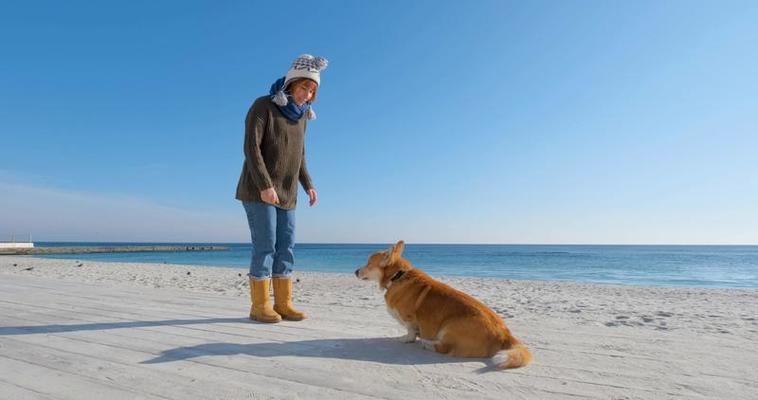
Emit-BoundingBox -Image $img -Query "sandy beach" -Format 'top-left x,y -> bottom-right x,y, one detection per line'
1,255 -> 756,399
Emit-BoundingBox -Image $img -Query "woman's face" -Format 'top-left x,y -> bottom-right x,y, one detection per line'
290,79 -> 318,106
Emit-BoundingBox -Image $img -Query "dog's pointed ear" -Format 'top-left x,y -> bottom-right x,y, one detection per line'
390,240 -> 405,261
382,240 -> 406,265
381,245 -> 393,265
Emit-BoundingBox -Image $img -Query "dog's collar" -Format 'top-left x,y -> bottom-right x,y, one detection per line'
390,270 -> 406,282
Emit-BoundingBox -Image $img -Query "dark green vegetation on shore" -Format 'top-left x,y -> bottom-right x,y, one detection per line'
0,245 -> 228,255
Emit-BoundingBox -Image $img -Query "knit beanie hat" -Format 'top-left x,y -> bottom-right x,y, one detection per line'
272,54 -> 328,119
284,54 -> 328,87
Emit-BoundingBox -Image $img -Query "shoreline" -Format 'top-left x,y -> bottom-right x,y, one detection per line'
19,252 -> 758,290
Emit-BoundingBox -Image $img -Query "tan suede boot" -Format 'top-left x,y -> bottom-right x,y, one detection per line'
272,277 -> 306,321
249,278 -> 281,323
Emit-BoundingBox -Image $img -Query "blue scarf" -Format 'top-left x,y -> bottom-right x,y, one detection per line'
269,77 -> 310,122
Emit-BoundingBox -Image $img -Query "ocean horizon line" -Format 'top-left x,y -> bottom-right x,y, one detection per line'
30,241 -> 758,247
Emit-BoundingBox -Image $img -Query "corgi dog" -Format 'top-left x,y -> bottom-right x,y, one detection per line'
355,241 -> 531,369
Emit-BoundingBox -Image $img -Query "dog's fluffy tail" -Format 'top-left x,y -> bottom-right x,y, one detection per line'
492,338 -> 532,369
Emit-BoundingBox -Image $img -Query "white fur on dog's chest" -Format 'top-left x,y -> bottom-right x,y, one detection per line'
386,305 -> 412,327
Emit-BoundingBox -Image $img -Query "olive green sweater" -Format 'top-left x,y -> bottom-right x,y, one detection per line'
235,96 -> 314,209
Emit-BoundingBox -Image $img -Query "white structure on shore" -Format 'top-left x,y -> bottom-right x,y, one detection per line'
0,234 -> 35,249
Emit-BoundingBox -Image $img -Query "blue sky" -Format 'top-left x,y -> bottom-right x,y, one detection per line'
1,0 -> 756,244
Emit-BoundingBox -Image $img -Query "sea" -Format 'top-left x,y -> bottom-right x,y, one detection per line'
34,243 -> 758,289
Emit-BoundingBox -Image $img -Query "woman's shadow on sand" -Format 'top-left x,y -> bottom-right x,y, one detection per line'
0,316 -> 494,371
141,336 -> 491,369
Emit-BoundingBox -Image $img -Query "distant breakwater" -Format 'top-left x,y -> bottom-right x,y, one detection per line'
0,245 -> 228,255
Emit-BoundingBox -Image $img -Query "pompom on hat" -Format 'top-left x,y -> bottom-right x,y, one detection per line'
271,54 -> 328,120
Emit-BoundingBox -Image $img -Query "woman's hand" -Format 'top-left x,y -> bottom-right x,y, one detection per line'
260,188 -> 280,205
307,188 -> 318,207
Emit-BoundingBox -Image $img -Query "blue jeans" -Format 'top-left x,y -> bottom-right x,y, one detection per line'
242,201 -> 296,279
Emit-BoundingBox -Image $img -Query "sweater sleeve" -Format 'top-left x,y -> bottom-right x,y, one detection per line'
298,145 -> 314,191
243,101 -> 273,191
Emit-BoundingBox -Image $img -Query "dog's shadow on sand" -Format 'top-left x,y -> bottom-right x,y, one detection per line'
142,336 -> 491,369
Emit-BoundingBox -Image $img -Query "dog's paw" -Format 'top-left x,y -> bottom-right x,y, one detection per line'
419,339 -> 437,351
396,332 -> 417,343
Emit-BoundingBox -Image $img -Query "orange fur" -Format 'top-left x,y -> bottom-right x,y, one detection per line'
355,241 -> 532,369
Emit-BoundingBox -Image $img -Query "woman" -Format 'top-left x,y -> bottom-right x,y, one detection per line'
235,54 -> 327,323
